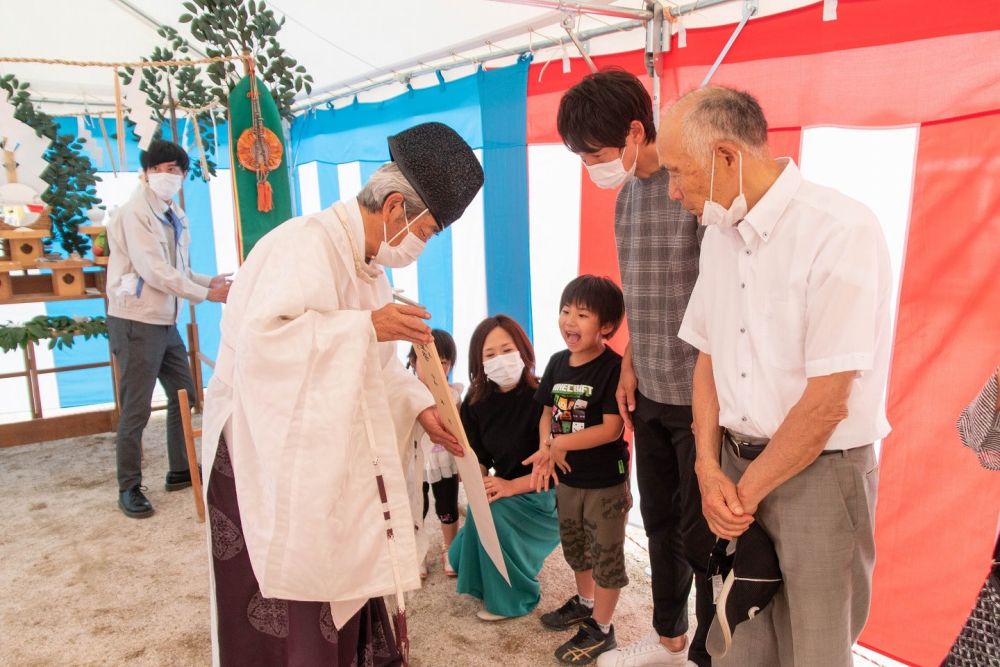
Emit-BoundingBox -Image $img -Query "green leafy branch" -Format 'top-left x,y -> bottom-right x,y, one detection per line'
180,0 -> 313,120
121,26 -> 227,181
0,75 -> 101,256
0,315 -> 108,353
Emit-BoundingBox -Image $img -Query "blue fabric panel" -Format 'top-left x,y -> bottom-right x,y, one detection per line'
478,59 -> 532,339
316,161 -> 341,208
418,225 -> 454,335
56,116 -> 232,173
45,296 -> 115,408
291,76 -> 483,164
176,176 -> 221,383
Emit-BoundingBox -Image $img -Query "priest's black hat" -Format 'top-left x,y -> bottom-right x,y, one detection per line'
387,122 -> 484,229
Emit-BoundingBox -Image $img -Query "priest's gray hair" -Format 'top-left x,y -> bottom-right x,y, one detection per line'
677,86 -> 769,169
357,162 -> 428,216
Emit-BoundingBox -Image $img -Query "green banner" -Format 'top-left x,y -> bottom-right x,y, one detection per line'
228,75 -> 292,259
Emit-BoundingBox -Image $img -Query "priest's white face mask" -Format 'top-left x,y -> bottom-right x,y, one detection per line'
483,352 -> 525,390
374,203 -> 428,268
700,150 -> 747,228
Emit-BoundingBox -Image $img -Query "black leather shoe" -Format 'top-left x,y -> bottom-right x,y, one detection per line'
165,468 -> 194,492
119,485 -> 154,518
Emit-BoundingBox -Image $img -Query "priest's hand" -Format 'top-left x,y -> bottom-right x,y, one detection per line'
417,407 -> 463,457
372,304 -> 433,345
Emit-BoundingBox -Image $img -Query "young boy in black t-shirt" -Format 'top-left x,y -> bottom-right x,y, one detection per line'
528,275 -> 629,665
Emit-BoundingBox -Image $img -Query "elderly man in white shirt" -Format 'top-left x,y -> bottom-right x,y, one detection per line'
658,86 -> 892,666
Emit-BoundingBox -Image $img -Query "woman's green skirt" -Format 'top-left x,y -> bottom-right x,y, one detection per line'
448,489 -> 559,617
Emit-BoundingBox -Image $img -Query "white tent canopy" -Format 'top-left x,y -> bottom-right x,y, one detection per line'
2,0 -> 817,113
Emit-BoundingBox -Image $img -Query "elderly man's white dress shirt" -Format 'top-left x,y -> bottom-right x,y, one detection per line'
678,159 -> 893,450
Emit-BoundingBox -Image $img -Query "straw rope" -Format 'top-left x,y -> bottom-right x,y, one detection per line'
0,54 -> 247,69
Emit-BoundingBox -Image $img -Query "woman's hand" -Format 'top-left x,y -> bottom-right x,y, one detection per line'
484,476 -> 514,503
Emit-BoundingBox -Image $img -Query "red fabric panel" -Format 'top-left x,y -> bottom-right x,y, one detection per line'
527,51 -> 649,145
663,0 -> 1000,67
767,128 -> 801,163
577,163 -> 629,354
859,112 -> 1000,665
660,30 -> 1000,128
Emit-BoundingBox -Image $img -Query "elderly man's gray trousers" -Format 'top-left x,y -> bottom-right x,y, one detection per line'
108,316 -> 195,491
712,443 -> 879,667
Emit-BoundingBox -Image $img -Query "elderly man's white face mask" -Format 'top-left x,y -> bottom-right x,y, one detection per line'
374,203 -> 429,268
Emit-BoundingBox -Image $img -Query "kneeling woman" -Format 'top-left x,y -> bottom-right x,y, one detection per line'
449,315 -> 560,621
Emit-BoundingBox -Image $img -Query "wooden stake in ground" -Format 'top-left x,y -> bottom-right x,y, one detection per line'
395,292 -> 511,585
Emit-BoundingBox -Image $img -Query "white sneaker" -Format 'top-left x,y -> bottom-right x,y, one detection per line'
596,631 -> 689,666
476,609 -> 511,622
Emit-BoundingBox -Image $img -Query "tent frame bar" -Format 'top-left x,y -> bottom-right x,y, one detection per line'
293,0 -> 745,111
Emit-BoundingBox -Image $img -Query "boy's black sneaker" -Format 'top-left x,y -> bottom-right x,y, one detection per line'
555,618 -> 616,665
541,595 -> 593,630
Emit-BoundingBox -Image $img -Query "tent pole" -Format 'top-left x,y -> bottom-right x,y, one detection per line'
700,0 -> 758,86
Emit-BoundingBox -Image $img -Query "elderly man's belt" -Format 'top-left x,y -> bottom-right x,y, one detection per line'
723,429 -> 843,461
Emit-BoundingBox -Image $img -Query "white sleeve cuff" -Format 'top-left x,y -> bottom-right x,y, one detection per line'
805,353 -> 873,378
678,325 -> 710,355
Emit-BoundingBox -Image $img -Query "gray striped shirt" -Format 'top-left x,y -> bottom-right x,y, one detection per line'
615,168 -> 701,406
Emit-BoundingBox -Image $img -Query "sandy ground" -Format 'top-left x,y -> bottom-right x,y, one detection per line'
0,412 -> 688,667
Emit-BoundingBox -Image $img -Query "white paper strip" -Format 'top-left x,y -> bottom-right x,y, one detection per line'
408,330 -> 510,585
121,77 -> 159,151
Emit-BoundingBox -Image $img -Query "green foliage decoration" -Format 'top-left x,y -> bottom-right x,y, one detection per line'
179,0 -> 314,120
120,26 -> 226,181
0,315 -> 108,353
0,75 -> 101,256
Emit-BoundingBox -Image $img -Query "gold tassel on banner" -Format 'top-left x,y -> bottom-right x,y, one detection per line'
256,180 -> 273,212
113,71 -> 126,167
235,60 -> 283,213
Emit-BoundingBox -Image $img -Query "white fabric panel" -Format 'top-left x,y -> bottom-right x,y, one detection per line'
450,149 -> 487,388
528,144 -> 582,371
208,169 -> 240,275
799,126 -> 918,340
337,162 -> 363,201
296,162 -> 322,216
0,303 -> 59,421
799,125 -> 919,459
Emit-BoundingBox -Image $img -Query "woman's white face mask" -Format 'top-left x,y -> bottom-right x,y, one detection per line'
585,142 -> 638,190
483,351 -> 525,389
373,203 -> 428,268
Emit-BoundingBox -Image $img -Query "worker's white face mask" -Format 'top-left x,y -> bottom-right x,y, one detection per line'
374,203 -> 428,268
700,150 -> 747,229
585,142 -> 637,190
483,352 -> 525,389
147,173 -> 183,201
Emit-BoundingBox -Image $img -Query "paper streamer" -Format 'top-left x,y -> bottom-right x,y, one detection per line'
121,76 -> 159,152
0,94 -> 52,193
78,116 -> 104,166
113,72 -> 126,165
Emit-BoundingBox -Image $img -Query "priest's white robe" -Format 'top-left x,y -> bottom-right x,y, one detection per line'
201,198 -> 433,663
